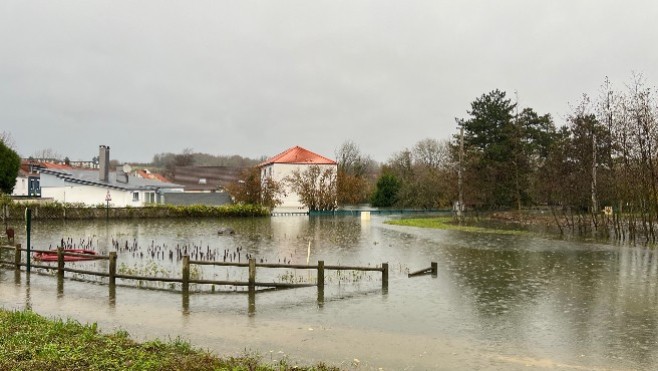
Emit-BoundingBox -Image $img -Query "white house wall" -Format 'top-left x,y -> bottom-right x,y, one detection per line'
263,163 -> 337,209
40,173 -> 158,207
40,184 -> 146,207
11,176 -> 29,196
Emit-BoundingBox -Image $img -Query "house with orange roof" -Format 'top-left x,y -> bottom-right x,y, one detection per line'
258,146 -> 337,210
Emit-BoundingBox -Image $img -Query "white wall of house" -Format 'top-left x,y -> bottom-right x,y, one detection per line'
39,173 -> 161,207
262,163 -> 337,209
40,184 -> 151,207
11,176 -> 29,196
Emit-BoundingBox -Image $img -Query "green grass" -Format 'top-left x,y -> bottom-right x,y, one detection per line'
386,216 -> 530,235
0,308 -> 340,371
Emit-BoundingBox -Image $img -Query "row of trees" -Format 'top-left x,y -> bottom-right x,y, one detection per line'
235,73 -> 658,238
7,73 -> 658,241
541,76 -> 658,240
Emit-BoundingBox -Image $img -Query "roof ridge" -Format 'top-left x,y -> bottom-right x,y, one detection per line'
258,146 -> 336,167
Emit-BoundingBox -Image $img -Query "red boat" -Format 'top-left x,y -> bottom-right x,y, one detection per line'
33,249 -> 98,262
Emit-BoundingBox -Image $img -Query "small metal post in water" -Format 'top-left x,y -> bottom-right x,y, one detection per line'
25,208 -> 31,273
431,262 -> 438,277
382,262 -> 389,290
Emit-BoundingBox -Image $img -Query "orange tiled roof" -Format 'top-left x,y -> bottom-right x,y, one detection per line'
41,162 -> 72,170
136,169 -> 170,183
258,146 -> 337,167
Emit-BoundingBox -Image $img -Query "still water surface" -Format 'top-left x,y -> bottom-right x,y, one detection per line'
1,215 -> 658,370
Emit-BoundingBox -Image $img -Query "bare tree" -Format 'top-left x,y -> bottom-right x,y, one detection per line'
0,131 -> 16,150
286,165 -> 337,211
335,140 -> 376,205
32,148 -> 62,162
225,166 -> 283,210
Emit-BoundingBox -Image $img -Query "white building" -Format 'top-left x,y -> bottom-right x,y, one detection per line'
12,171 -> 30,197
39,168 -> 183,207
39,146 -> 183,207
11,164 -> 41,197
258,146 -> 337,210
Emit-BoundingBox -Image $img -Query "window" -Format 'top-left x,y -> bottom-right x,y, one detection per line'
132,192 -> 139,202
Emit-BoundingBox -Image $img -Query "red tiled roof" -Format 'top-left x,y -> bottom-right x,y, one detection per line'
258,146 -> 337,167
136,169 -> 170,183
42,162 -> 72,170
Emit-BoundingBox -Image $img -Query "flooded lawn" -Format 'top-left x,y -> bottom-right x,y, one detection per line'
2,215 -> 658,370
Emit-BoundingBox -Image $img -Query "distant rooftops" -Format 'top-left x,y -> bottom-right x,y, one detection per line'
258,146 -> 336,167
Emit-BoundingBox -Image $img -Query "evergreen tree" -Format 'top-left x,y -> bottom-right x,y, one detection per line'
460,90 -> 557,209
371,173 -> 401,207
0,140 -> 21,194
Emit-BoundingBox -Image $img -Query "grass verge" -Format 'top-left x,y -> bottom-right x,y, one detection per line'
386,216 -> 530,236
0,308 -> 339,371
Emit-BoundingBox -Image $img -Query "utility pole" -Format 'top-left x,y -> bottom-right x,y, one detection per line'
591,125 -> 598,214
514,90 -> 522,211
458,126 -> 464,219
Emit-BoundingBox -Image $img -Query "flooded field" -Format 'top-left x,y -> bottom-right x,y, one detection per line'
2,215 -> 658,370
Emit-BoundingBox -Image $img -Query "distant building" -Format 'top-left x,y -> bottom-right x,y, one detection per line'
39,146 -> 183,207
12,168 -> 40,197
258,146 -> 337,210
11,160 -> 64,197
69,160 -> 99,169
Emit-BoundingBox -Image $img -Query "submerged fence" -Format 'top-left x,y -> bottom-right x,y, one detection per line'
0,244 -> 388,299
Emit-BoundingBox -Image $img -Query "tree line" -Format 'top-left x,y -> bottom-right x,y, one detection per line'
7,74 -> 658,242
370,74 -> 658,242
230,74 -> 658,242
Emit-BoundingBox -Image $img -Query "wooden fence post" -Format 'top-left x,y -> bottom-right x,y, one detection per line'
431,262 -> 438,277
382,263 -> 388,290
109,252 -> 117,287
14,244 -> 21,269
248,289 -> 256,316
182,255 -> 190,293
57,247 -> 64,278
317,260 -> 325,306
57,274 -> 64,297
248,258 -> 256,289
317,260 -> 325,290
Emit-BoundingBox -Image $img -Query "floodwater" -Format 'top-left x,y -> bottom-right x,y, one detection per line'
2,215 -> 658,370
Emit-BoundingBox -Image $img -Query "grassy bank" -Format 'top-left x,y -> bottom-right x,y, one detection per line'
0,309 -> 339,371
386,216 -> 531,235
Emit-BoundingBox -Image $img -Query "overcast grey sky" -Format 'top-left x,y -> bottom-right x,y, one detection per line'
1,1 -> 657,163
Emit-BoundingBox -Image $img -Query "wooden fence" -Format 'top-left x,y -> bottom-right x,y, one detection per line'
0,244 -> 388,298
